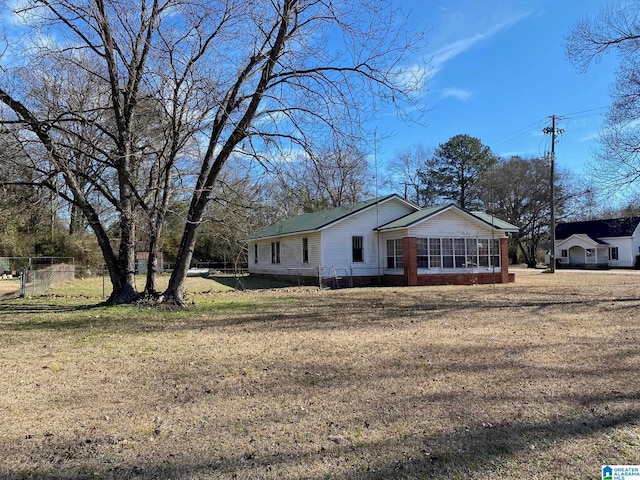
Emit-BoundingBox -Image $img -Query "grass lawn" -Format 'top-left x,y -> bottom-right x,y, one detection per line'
0,270 -> 639,479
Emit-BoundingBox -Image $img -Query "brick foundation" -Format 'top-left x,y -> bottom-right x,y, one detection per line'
386,272 -> 514,286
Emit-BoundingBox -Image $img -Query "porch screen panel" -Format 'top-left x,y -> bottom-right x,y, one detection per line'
442,238 -> 454,268
417,238 -> 429,268
490,238 -> 500,267
454,238 -> 466,268
466,238 -> 478,266
428,238 -> 441,268
478,239 -> 489,267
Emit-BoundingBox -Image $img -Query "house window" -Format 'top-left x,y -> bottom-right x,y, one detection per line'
352,236 -> 364,262
271,241 -> 280,264
454,238 -> 466,268
585,248 -> 595,263
560,249 -> 568,258
465,238 -> 478,267
302,238 -> 309,263
386,239 -> 404,269
610,247 -> 618,260
254,244 -> 258,263
417,238 -> 429,268
419,237 -> 500,269
428,238 -> 441,268
478,239 -> 489,267
442,238 -> 454,268
490,238 -> 500,268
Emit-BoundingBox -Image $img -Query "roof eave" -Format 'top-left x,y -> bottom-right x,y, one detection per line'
242,228 -> 318,242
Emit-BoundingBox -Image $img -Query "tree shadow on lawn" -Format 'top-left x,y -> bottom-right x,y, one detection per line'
2,292 -> 640,334
3,391 -> 638,479
0,301 -> 152,332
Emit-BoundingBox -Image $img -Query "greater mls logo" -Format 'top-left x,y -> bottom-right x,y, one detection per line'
603,466 -> 613,480
604,465 -> 640,479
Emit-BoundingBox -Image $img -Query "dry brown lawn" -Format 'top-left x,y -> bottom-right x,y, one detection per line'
0,270 -> 639,479
0,280 -> 19,299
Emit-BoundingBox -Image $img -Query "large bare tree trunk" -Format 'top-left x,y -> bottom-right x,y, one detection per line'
1,0 -> 427,306
161,223 -> 198,307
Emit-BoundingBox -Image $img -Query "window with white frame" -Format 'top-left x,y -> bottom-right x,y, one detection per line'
428,238 -> 441,268
560,249 -> 568,258
610,246 -> 618,260
302,238 -> 309,263
465,238 -> 478,267
478,239 -> 490,267
352,236 -> 364,262
271,241 -> 280,264
254,244 -> 258,263
386,239 -> 404,269
419,237 -> 500,269
417,238 -> 429,268
442,238 -> 454,268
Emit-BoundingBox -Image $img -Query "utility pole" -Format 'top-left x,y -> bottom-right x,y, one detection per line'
543,115 -> 564,273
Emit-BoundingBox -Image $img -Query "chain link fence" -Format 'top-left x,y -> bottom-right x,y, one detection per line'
20,263 -> 76,296
0,257 -> 75,297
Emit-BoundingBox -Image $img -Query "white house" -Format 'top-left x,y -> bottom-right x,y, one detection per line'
555,217 -> 640,268
244,194 -> 519,287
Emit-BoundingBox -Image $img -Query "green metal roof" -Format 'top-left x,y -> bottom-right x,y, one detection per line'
244,194 -> 402,241
376,204 -> 450,230
470,211 -> 520,232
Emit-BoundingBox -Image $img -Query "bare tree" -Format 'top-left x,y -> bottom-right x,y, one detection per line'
0,0 -> 427,305
385,143 -> 436,206
566,2 -> 640,201
270,142 -> 372,213
478,156 -> 579,267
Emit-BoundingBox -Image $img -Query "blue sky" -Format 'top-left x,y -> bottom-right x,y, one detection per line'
374,0 -> 619,186
1,0 -> 618,192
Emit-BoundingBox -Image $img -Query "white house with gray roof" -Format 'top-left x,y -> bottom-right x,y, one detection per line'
555,217 -> 640,268
244,194 -> 519,287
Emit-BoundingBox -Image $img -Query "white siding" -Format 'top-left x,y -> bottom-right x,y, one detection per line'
557,234 -> 597,251
320,198 -> 415,278
248,232 -> 321,276
407,209 -> 499,238
632,226 -> 640,267
599,237 -> 635,267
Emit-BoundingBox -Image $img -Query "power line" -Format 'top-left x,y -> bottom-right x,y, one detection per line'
489,106 -> 607,153
490,117 -> 548,150
558,106 -> 608,119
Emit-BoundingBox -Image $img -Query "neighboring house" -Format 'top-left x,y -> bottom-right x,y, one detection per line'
555,217 -> 640,269
136,251 -> 165,274
244,194 -> 519,287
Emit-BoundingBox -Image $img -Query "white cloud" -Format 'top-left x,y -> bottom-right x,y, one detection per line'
427,10 -> 534,77
440,87 -> 472,101
579,131 -> 600,142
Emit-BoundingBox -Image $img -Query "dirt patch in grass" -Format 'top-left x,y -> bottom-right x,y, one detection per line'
0,271 -> 639,479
